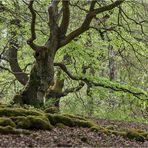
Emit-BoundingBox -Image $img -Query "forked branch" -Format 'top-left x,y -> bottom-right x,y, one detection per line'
27,0 -> 45,51
59,0 -> 124,47
54,62 -> 147,100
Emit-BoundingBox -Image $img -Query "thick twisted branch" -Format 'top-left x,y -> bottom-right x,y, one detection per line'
27,0 -> 46,51
54,62 -> 147,100
59,0 -> 124,47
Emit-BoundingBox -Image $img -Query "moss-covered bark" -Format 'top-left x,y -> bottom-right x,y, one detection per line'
13,50 -> 54,107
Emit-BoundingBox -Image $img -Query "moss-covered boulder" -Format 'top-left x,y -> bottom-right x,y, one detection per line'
62,114 -> 87,121
46,113 -> 95,128
126,129 -> 145,142
44,107 -> 59,114
55,123 -> 65,128
0,117 -> 16,127
0,108 -> 43,117
12,116 -> 53,130
46,113 -> 75,126
109,130 -> 127,137
0,126 -> 17,134
90,125 -> 105,132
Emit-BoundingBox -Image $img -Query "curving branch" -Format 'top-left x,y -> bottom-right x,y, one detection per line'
27,0 -> 46,51
61,82 -> 85,97
54,62 -> 147,100
8,18 -> 28,85
54,62 -> 80,81
8,45 -> 28,85
59,0 -> 124,47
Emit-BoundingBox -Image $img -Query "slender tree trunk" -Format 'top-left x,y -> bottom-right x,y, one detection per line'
108,44 -> 116,110
17,49 -> 54,107
108,44 -> 115,81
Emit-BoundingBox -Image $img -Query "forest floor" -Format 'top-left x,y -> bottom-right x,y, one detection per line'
0,118 -> 147,147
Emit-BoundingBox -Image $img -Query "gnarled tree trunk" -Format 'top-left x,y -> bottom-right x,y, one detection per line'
18,49 -> 54,107
13,0 -> 124,107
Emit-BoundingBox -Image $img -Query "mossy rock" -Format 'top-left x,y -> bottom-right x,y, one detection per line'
141,132 -> 148,138
62,114 -> 87,121
74,120 -> 95,128
46,113 -> 95,128
44,107 -> 59,114
0,108 -> 43,117
126,130 -> 145,142
12,116 -> 53,130
109,130 -> 127,137
105,125 -> 115,130
55,123 -> 65,128
27,116 -> 53,130
0,126 -> 17,134
12,116 -> 31,129
46,113 -> 74,126
0,125 -> 31,135
0,117 -> 16,127
90,125 -> 105,132
0,106 -> 147,142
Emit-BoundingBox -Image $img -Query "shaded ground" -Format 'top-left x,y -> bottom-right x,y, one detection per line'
93,118 -> 148,131
0,119 -> 147,147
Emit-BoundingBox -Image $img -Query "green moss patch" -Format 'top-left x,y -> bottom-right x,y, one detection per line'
46,113 -> 95,128
62,114 -> 87,121
90,125 -> 105,132
0,105 -> 147,143
90,125 -> 148,142
126,129 -> 146,142
44,107 -> 59,114
12,116 -> 53,130
55,123 -> 65,128
0,126 -> 17,134
0,108 -> 43,117
0,117 -> 16,127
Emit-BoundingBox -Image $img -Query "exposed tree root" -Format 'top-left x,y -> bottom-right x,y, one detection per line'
0,105 -> 147,142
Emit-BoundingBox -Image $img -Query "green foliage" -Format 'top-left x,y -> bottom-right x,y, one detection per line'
0,0 -> 147,128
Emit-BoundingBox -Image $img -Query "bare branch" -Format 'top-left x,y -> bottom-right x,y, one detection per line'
54,62 -> 80,81
61,82 -> 85,97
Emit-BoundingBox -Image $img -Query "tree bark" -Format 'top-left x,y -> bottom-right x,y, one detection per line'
15,49 -> 54,107
8,19 -> 28,85
46,79 -> 64,108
